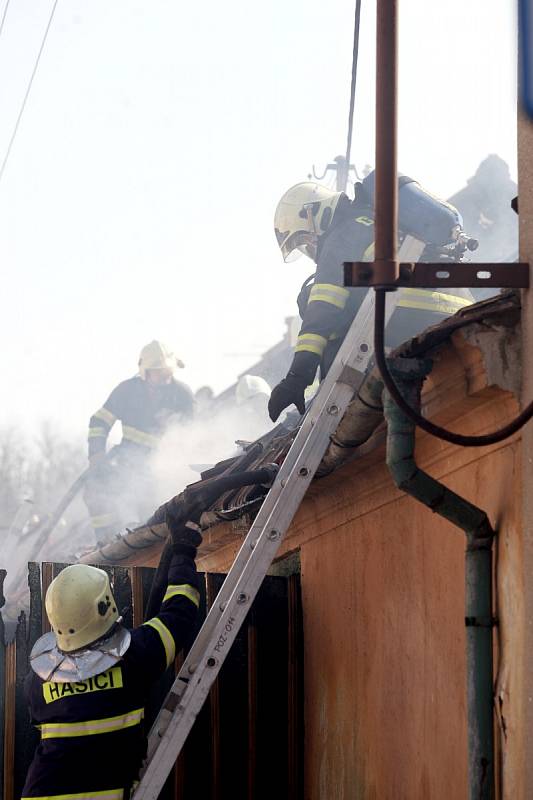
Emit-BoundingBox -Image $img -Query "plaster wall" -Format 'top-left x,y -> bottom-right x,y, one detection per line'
196,405 -> 523,798
300,441 -> 521,800
193,366 -> 524,798
518,105 -> 533,800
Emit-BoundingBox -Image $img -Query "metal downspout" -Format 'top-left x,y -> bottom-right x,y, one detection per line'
382,357 -> 495,800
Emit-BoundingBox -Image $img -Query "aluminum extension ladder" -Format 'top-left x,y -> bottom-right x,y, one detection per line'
132,237 -> 424,800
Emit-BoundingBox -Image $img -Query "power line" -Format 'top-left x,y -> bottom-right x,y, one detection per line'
0,0 -> 60,187
0,0 -> 12,39
345,0 -> 362,177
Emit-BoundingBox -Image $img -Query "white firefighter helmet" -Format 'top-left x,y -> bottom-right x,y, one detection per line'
45,564 -> 119,652
235,374 -> 271,406
138,340 -> 184,379
274,182 -> 344,262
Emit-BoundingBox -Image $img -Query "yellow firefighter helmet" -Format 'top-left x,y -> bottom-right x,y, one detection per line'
45,564 -> 119,652
138,340 -> 184,379
274,182 -> 344,262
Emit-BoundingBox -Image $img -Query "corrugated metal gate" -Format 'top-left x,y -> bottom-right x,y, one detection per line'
0,564 -> 303,800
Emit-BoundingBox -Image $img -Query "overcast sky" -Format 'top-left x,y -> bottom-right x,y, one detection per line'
0,0 -> 518,436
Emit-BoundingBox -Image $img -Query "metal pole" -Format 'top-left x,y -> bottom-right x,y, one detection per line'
465,538 -> 495,799
374,0 -> 398,283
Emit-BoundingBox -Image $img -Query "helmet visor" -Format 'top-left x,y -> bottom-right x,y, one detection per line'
277,230 -> 318,262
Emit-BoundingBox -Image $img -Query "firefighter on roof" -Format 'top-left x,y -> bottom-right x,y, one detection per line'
268,173 -> 475,421
84,340 -> 195,543
22,507 -> 201,800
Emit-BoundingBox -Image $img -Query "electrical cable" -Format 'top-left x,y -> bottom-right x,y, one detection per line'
0,0 -> 11,39
374,288 -> 533,447
344,0 -> 362,186
0,0 -> 60,187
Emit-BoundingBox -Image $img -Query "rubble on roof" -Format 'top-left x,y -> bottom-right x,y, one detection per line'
80,290 -> 521,567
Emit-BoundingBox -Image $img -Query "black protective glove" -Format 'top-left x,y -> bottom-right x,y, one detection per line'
268,351 -> 320,422
165,510 -> 202,560
268,372 -> 308,421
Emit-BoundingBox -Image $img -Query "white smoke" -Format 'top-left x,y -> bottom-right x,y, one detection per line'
149,400 -> 274,503
0,402 -> 274,640
0,424 -> 87,639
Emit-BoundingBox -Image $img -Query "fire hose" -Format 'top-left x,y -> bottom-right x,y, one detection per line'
144,464 -> 279,620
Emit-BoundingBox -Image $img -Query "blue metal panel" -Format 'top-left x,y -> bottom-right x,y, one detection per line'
520,0 -> 533,117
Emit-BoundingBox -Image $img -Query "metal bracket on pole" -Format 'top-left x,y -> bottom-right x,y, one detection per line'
344,261 -> 530,289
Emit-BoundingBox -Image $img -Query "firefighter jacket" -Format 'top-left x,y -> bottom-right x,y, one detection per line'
88,376 -> 195,459
22,554 -> 200,800
294,199 -> 473,365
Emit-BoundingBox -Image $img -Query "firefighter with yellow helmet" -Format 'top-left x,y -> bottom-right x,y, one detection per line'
269,173 -> 476,421
84,341 -> 195,543
22,506 -> 201,799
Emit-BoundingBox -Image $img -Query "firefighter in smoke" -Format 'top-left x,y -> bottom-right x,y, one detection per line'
236,374 -> 271,425
84,340 -> 195,543
268,174 -> 476,421
21,507 -> 201,800
229,374 -> 274,444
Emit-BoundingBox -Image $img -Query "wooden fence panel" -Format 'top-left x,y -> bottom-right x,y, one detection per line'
2,642 -> 15,800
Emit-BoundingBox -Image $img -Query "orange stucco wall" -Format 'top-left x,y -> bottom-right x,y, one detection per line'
196,371 -> 523,799
519,105 -> 533,799
300,439 -> 521,800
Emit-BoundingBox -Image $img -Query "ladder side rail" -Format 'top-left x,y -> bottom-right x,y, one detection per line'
135,237 -> 423,798
148,287 -> 379,704
152,236 -> 421,670
136,378 -> 360,798
134,290 -> 404,800
141,362 -> 363,766
142,287 -> 383,756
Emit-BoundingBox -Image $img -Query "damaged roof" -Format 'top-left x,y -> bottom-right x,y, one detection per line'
79,290 -> 521,569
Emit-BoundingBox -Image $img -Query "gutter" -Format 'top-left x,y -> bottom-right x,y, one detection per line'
319,290 -> 520,476
383,357 -> 496,800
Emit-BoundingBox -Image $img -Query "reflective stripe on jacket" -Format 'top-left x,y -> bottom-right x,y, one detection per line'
22,790 -> 125,800
295,211 -> 474,357
87,376 -> 195,459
